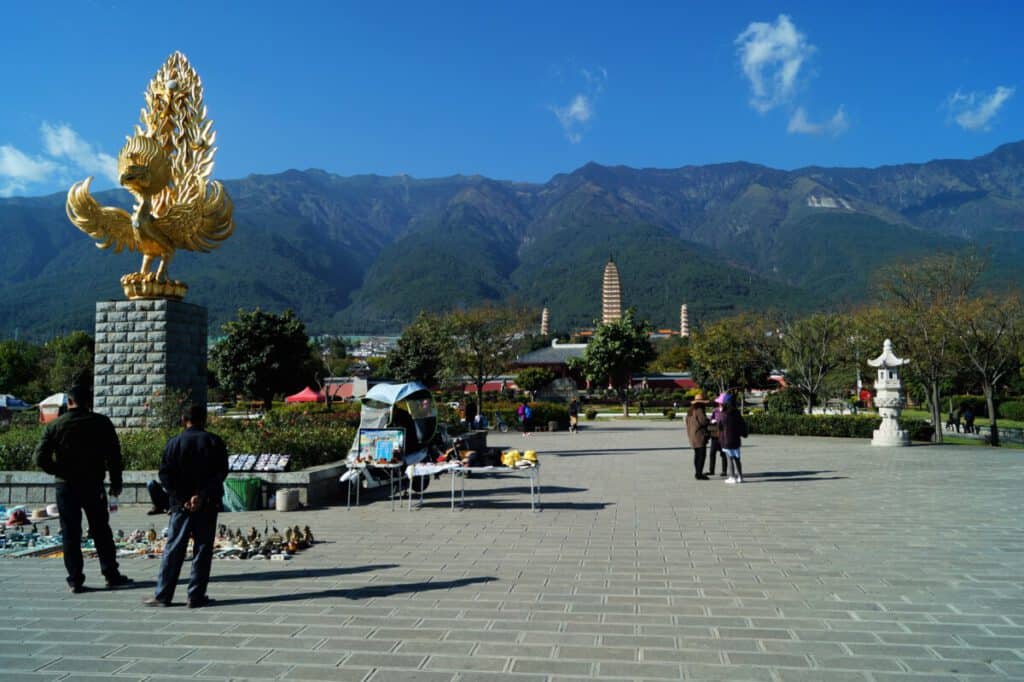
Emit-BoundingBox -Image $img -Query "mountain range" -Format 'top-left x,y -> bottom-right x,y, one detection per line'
2,141 -> 1023,340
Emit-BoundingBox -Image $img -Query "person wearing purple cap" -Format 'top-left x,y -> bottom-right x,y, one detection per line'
717,393 -> 749,483
705,393 -> 728,477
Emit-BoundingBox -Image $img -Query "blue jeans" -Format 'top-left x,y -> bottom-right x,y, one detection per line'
154,507 -> 218,602
55,481 -> 119,587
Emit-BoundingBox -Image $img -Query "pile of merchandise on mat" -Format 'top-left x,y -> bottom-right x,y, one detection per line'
0,506 -> 315,561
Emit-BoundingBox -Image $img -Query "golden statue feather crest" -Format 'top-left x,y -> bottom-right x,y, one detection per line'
66,52 -> 234,300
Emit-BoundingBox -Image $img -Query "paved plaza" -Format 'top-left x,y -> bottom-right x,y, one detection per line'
1,420 -> 1022,681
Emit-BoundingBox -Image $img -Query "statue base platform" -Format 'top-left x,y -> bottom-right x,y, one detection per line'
93,300 -> 207,429
872,428 -> 910,447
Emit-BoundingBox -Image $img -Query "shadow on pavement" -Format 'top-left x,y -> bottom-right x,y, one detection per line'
741,470 -> 848,482
212,565 -> 399,583
546,447 -> 679,456
210,576 -> 498,605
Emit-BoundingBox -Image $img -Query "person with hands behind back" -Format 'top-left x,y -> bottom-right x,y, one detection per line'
34,384 -> 133,593
144,403 -> 228,608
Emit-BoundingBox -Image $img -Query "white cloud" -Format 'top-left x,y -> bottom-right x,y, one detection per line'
787,106 -> 849,136
0,145 -> 59,197
0,122 -> 117,197
551,67 -> 606,143
736,14 -> 814,113
946,86 -> 1015,131
41,122 -> 118,182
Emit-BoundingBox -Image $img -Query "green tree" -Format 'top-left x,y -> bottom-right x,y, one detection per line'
516,367 -> 556,400
648,335 -> 691,372
952,294 -> 1024,447
878,252 -> 985,442
779,313 -> 849,413
689,313 -> 777,398
210,309 -> 316,409
571,309 -> 655,416
0,340 -> 41,400
39,331 -> 94,395
380,311 -> 452,386
447,305 -> 528,414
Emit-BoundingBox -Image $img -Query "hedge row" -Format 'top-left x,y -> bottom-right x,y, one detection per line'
746,412 -> 933,441
0,411 -> 356,472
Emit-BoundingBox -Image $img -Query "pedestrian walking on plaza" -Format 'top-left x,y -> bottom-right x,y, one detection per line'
518,401 -> 533,436
685,394 -> 711,480
144,404 -> 228,609
706,398 -> 726,477
962,405 -> 976,435
33,385 -> 133,593
568,397 -> 580,434
718,393 -> 749,484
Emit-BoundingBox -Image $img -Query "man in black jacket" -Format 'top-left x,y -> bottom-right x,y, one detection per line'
34,385 -> 132,593
145,403 -> 228,608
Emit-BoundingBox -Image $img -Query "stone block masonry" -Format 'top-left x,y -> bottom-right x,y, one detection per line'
93,299 -> 207,429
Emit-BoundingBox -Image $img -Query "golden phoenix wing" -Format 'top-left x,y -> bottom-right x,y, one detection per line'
66,177 -> 137,253
151,180 -> 234,252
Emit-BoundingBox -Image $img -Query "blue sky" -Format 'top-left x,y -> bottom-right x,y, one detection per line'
1,1 -> 1021,197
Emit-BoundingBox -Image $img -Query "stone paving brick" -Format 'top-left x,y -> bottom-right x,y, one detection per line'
284,665 -> 371,681
182,645 -> 272,662
346,652 -> 427,668
320,637 -> 400,652
116,659 -> 208,676
511,658 -> 593,675
424,654 -> 508,672
198,661 -> 293,678
37,657 -> 127,673
366,671 -> 454,682
594,660 -> 683,678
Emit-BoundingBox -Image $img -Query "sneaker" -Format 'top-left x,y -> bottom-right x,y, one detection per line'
187,596 -> 215,609
142,597 -> 170,607
725,477 -> 736,484
105,574 -> 134,589
68,583 -> 86,594
719,472 -> 728,477
146,506 -> 167,515
736,476 -> 744,483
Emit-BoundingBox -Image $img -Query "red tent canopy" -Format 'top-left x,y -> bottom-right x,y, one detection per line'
285,387 -> 324,403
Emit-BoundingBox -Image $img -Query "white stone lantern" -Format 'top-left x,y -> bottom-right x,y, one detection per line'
868,339 -> 910,446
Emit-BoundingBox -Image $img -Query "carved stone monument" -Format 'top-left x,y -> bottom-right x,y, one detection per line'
869,339 -> 910,446
65,52 -> 234,428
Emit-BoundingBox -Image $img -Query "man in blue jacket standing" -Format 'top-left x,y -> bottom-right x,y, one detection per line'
144,403 -> 228,608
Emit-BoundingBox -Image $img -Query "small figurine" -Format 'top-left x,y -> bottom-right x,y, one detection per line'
303,526 -> 314,545
248,527 -> 259,543
146,527 -> 158,544
116,528 -> 125,541
42,525 -> 51,537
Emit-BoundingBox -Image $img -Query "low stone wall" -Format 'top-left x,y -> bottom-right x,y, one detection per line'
0,462 -> 348,508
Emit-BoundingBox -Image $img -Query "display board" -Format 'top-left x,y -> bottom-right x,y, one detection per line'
357,428 -> 406,464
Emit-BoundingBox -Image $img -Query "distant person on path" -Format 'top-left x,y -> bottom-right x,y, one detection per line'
568,397 -> 580,434
945,406 -> 960,433
520,401 -> 534,436
33,385 -> 133,593
718,393 -> 748,484
706,397 -> 726,477
685,394 -> 711,480
638,397 -> 646,415
145,404 -> 228,609
962,405 -> 976,435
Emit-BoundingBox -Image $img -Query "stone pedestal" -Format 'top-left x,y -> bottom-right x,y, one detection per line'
93,300 -> 207,429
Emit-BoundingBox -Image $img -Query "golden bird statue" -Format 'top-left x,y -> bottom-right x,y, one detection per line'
66,52 -> 234,300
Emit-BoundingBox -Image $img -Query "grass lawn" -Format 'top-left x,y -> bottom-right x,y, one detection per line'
902,408 -> 1024,430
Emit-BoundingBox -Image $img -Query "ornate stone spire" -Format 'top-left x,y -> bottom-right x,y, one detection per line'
540,307 -> 550,336
601,257 -> 622,324
680,304 -> 690,337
